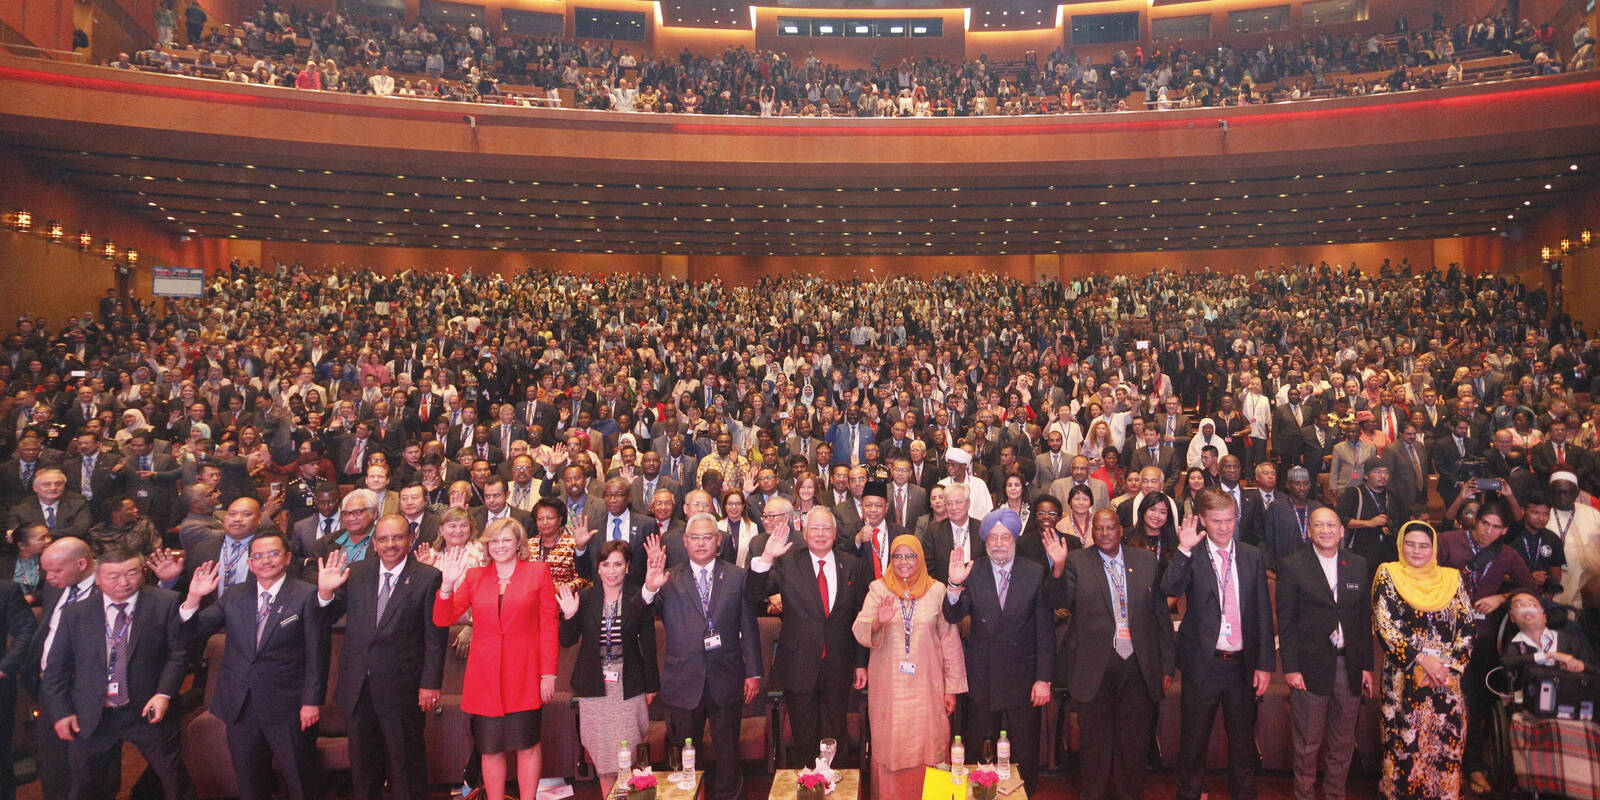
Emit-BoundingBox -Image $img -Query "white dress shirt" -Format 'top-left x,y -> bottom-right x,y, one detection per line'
41,575 -> 97,671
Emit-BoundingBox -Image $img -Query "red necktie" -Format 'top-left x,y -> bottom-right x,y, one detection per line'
1558,443 -> 1566,465
870,530 -> 883,579
818,559 -> 830,657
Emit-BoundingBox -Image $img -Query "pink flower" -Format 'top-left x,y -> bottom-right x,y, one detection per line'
627,773 -> 658,790
968,769 -> 1000,788
797,772 -> 829,790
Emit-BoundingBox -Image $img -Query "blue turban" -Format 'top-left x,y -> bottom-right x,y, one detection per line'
979,508 -> 1023,541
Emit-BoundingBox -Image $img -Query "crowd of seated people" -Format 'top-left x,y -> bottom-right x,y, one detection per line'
101,0 -> 1586,117
3,258 -> 1599,798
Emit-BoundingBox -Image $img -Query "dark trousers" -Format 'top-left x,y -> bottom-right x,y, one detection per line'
1078,653 -> 1156,800
225,713 -> 319,800
33,701 -> 119,800
1177,658 -> 1259,800
1462,639 -> 1499,773
68,706 -> 193,800
0,681 -> 13,800
666,682 -> 743,800
348,682 -> 428,800
962,699 -> 1041,795
784,672 -> 851,769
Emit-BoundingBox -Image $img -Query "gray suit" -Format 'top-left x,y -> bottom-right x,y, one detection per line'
885,482 -> 927,531
1031,451 -> 1071,493
642,561 -> 763,800
629,474 -> 681,514
1048,477 -> 1111,511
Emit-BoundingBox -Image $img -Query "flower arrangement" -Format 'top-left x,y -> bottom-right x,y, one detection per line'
796,769 -> 829,799
968,768 -> 1000,800
625,768 -> 658,799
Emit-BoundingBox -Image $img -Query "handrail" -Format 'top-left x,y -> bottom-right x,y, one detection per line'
0,44 -> 84,63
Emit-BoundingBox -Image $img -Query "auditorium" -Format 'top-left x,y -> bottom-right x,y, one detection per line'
0,0 -> 1597,796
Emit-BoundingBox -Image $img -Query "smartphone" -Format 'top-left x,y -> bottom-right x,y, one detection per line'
1136,340 -> 1150,350
1475,478 -> 1500,492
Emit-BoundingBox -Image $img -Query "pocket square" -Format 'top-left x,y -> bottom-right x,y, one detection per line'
279,614 -> 300,626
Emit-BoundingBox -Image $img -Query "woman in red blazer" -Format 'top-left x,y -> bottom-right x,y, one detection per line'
435,517 -> 560,800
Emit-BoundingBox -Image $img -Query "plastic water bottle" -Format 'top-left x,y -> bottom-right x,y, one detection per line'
617,740 -> 632,775
997,730 -> 1012,781
950,735 -> 965,783
681,738 -> 696,776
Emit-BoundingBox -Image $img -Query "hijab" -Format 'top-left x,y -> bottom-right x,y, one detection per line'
1380,520 -> 1461,613
881,533 -> 935,600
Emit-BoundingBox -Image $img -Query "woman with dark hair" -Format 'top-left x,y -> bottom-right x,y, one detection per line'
1018,494 -> 1081,570
1177,467 -> 1211,521
526,497 -> 594,591
717,489 -> 759,567
1130,492 -> 1179,571
1064,484 -> 1096,548
556,540 -> 657,797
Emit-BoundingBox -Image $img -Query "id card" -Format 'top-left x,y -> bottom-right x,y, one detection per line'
603,669 -> 621,684
1116,626 -> 1132,641
1220,619 -> 1234,638
107,681 -> 120,697
897,661 -> 916,675
703,633 -> 722,651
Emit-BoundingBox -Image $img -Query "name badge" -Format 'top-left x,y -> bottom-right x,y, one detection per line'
1117,626 -> 1133,641
603,669 -> 621,684
106,681 -> 120,697
703,633 -> 722,651
1220,619 -> 1234,638
1473,612 -> 1487,621
898,661 -> 917,675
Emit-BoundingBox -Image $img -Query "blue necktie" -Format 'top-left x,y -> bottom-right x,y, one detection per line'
612,517 -> 623,542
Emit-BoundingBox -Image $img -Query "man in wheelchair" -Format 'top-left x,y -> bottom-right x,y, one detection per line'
1502,591 -> 1598,683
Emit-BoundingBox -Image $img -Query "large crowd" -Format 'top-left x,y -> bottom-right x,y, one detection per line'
107,0 -> 1586,116
3,258 -> 1599,800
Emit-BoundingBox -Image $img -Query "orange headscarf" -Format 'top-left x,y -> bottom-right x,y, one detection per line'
881,534 -> 935,600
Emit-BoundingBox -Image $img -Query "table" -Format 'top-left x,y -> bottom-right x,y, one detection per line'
769,768 -> 861,800
611,770 -> 703,799
920,767 -> 1028,800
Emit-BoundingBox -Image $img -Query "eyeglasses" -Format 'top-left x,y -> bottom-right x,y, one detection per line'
890,553 -> 919,562
341,508 -> 373,515
1035,509 -> 1062,517
761,512 -> 790,520
247,550 -> 284,561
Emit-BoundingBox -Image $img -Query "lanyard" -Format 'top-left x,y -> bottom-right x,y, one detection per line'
1103,556 -> 1128,628
601,598 -> 622,663
1554,508 -> 1575,542
900,594 -> 915,658
1294,504 -> 1310,543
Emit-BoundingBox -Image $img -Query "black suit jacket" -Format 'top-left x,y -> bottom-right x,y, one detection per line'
1298,425 -> 1338,476
643,561 -> 763,709
23,580 -> 96,698
1058,546 -> 1174,703
1530,440 -> 1591,485
469,506 -> 534,535
6,493 -> 92,540
42,586 -> 183,736
0,580 -> 37,686
559,585 -> 659,699
587,510 -> 659,584
183,576 -> 331,723
920,518 -> 983,584
1432,434 -> 1481,498
744,547 -> 870,693
1275,547 -> 1372,696
943,557 -> 1054,709
1161,538 -> 1277,685
327,557 -> 447,715
62,454 -> 118,508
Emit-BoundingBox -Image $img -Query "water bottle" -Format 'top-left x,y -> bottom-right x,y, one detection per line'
997,730 -> 1012,781
950,735 -> 965,783
617,740 -> 632,775
681,738 -> 696,776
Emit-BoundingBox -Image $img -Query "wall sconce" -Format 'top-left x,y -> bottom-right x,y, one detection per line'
76,230 -> 92,251
1561,238 -> 1573,255
1542,245 -> 1553,263
124,249 -> 138,266
7,209 -> 30,232
101,239 -> 116,260
1584,229 -> 1594,249
46,221 -> 64,242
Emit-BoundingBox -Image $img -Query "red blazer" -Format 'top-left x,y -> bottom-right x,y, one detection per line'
433,560 -> 560,716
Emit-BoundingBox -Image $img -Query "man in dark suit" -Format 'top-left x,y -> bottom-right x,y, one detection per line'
1433,416 -> 1482,509
1274,387 -> 1313,471
1215,455 -> 1266,548
588,477 -> 656,581
919,482 -> 981,585
848,481 -> 903,581
641,514 -> 763,800
1276,507 -> 1373,800
42,549 -> 190,800
111,431 -> 181,534
1127,425 -> 1179,492
396,484 -> 441,551
1263,466 -> 1327,572
943,509 -> 1055,794
745,505 -> 869,768
1059,508 -> 1176,800
0,573 -> 34,800
62,432 -> 116,511
628,451 -> 680,514
24,538 -> 111,800
469,477 -> 535,533
179,532 -> 330,800
1162,487 -> 1277,800
314,516 -> 446,800
290,484 -> 342,559
886,459 -> 928,533
6,468 -> 92,541
0,435 -> 56,509
1530,418 -> 1590,486
333,421 -> 377,484
517,388 -> 558,445
1298,414 -> 1339,485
